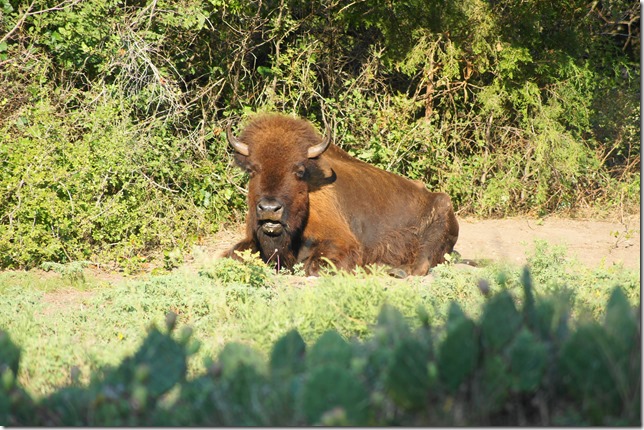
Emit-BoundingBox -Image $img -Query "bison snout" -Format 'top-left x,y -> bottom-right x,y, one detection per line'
257,198 -> 284,221
257,198 -> 284,236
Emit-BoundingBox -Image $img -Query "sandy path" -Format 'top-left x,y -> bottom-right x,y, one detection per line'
205,214 -> 640,271
455,215 -> 640,270
24,214 -> 639,314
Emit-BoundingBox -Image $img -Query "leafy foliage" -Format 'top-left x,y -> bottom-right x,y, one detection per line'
0,0 -> 639,269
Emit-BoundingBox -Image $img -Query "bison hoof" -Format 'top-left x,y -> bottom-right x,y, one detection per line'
387,268 -> 408,279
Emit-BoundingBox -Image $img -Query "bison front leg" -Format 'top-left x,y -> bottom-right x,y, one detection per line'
299,196 -> 364,276
224,238 -> 259,261
300,239 -> 363,276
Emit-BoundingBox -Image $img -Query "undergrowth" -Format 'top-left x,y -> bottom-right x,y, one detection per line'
1,269 -> 639,425
0,241 -> 638,399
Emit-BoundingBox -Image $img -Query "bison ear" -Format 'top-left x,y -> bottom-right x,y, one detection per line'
233,152 -> 251,172
306,157 -> 336,188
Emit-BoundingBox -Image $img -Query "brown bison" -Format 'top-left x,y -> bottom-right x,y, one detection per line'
225,113 -> 459,276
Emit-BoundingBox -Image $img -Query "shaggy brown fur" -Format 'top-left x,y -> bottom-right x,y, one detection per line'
225,113 -> 459,276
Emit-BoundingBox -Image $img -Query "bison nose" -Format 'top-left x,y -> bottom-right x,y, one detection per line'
257,198 -> 283,218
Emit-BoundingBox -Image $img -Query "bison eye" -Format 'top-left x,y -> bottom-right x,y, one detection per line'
294,164 -> 306,179
247,163 -> 259,177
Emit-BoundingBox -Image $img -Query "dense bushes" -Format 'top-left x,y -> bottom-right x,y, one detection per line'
1,273 -> 640,425
0,89 -> 244,269
0,0 -> 640,268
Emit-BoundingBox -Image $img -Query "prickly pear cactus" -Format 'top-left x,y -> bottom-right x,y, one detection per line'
604,287 -> 638,355
0,330 -> 20,379
438,302 -> 478,393
131,327 -> 187,398
307,330 -> 353,369
507,328 -> 547,392
0,330 -> 35,426
534,299 -> 556,340
480,290 -> 522,352
559,323 -> 621,423
479,355 -> 511,413
521,267 -> 539,331
558,286 -> 640,425
269,329 -> 306,376
375,303 -> 412,346
218,342 -> 266,378
301,364 -> 369,425
385,337 -> 432,410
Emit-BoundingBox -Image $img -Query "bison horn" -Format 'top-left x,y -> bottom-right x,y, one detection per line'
226,124 -> 249,156
307,120 -> 332,158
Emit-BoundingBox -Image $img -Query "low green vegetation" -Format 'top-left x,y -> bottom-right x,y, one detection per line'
1,249 -> 639,425
0,242 -> 638,411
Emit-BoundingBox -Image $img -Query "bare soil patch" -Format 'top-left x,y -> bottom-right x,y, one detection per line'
40,290 -> 96,317
192,214 -> 640,272
456,214 -> 640,270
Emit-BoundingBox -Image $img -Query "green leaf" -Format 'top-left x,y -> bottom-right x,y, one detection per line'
257,66 -> 273,76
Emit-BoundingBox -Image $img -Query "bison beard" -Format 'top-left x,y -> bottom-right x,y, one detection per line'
224,113 -> 459,277
255,223 -> 300,271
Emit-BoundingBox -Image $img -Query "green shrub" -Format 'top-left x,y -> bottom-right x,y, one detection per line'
0,0 -> 639,269
0,91 -> 245,270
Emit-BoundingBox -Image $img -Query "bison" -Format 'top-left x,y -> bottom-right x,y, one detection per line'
224,113 -> 459,276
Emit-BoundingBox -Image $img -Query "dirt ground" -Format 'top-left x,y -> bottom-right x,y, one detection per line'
204,213 -> 640,271
455,214 -> 640,270
22,213 -> 642,307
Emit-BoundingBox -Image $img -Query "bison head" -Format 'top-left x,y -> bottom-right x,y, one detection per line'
227,114 -> 332,263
